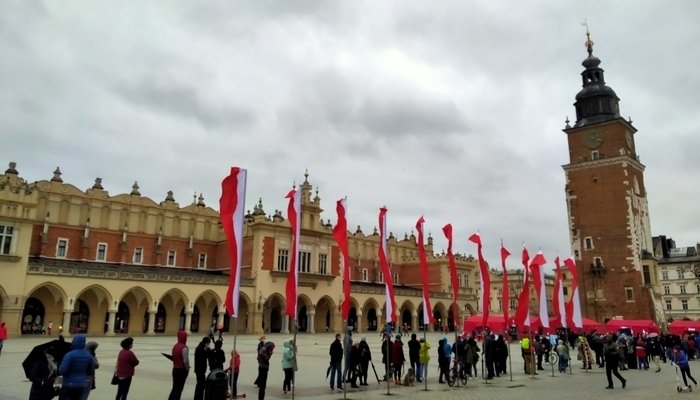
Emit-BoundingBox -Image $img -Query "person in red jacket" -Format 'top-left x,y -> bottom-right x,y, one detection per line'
115,337 -> 139,400
226,348 -> 241,399
168,331 -> 190,400
0,321 -> 7,357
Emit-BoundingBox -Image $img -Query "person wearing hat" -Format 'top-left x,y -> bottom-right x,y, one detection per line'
329,334 -> 343,391
392,334 -> 405,384
253,336 -> 266,387
358,337 -> 372,385
257,341 -> 275,400
407,334 -> 421,383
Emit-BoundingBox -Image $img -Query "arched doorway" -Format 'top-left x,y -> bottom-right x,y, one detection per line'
417,305 -> 425,329
402,309 -> 411,330
191,305 -> 200,332
298,306 -> 308,332
22,297 -> 45,334
114,301 -> 129,333
366,308 -> 377,331
70,299 -> 89,334
155,304 -> 166,333
314,296 -> 335,333
348,307 -> 357,331
433,309 -> 442,332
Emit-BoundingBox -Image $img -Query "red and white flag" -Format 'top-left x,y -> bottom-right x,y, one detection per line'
564,256 -> 583,329
553,256 -> 567,329
333,197 -> 351,321
442,224 -> 459,326
285,188 -> 301,319
219,167 -> 247,317
514,244 -> 531,327
500,242 -> 511,332
378,207 -> 397,324
416,216 -> 433,326
468,232 -> 490,329
529,251 -> 549,329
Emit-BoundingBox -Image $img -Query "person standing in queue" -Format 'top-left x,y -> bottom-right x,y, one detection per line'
168,331 -> 190,400
193,337 -> 211,400
257,342 -> 275,400
115,337 -> 139,400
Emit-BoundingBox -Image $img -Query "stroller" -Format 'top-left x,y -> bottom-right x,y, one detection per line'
675,365 -> 693,393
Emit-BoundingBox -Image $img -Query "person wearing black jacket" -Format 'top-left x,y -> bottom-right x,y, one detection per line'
358,337 -> 372,385
209,339 -> 226,371
329,334 -> 343,391
257,342 -> 275,400
407,334 -> 421,382
380,334 -> 393,382
603,335 -> 626,389
437,337 -> 447,384
193,337 -> 211,400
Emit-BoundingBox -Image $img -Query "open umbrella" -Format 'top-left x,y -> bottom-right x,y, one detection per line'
22,338 -> 73,380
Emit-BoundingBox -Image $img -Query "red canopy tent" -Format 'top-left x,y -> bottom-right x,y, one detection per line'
548,316 -> 601,332
668,320 -> 700,335
604,319 -> 659,334
462,315 -> 515,334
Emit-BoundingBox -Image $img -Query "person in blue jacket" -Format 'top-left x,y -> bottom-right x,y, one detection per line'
58,334 -> 96,400
673,345 -> 698,388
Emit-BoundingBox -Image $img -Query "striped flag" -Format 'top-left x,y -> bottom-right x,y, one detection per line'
378,207 -> 397,324
333,197 -> 351,321
530,251 -> 549,329
468,232 -> 490,329
564,256 -> 583,329
285,188 -> 301,319
442,224 -> 459,327
416,216 -> 433,326
219,167 -> 247,317
514,244 -> 531,327
553,257 -> 567,328
500,242 -> 511,332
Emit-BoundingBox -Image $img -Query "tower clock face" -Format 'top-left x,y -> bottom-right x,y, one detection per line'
584,130 -> 603,149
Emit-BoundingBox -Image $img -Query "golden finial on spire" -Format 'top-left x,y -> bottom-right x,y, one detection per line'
581,19 -> 594,54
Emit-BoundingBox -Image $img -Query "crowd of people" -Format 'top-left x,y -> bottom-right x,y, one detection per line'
15,322 -> 700,400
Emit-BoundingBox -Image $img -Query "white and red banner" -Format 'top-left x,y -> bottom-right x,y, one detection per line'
530,250 -> 549,329
442,224 -> 459,326
468,232 -> 490,329
416,216 -> 433,326
514,244 -> 531,327
378,207 -> 397,324
219,167 -> 247,317
500,242 -> 511,332
333,197 -> 351,321
553,256 -> 567,329
285,188 -> 301,319
564,256 -> 583,329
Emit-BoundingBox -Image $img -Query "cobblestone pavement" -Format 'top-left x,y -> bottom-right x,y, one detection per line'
0,332 -> 683,400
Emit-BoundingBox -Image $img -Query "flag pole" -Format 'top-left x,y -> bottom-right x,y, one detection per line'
507,325 -> 513,381
453,313 -> 460,388
232,316 -> 238,352
423,325 -> 428,391
385,329 -> 391,395
291,318 -> 298,400
342,319 -> 347,400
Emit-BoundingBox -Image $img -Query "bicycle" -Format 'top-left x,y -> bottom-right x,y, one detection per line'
447,359 -> 468,386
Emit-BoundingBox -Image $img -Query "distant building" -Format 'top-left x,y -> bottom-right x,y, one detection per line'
0,164 -> 478,337
562,33 -> 664,324
654,236 -> 700,321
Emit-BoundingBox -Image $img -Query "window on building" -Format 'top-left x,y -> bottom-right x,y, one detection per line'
664,286 -> 670,295
498,298 -> 503,311
96,243 -> 107,261
0,225 -> 14,255
584,237 -> 593,250
510,298 -> 517,310
318,253 -> 328,275
594,257 -> 604,269
624,286 -> 634,301
563,287 -> 569,296
377,271 -> 384,283
681,285 -> 687,294
682,299 -> 689,311
277,249 -> 289,272
662,271 -> 669,280
198,253 -> 207,269
299,250 -> 311,273
167,250 -> 176,266
643,265 -> 651,286
665,299 -> 672,310
362,268 -> 368,282
394,272 -> 399,285
592,151 -> 601,160
133,247 -> 143,264
574,250 -> 580,259
56,239 -> 68,258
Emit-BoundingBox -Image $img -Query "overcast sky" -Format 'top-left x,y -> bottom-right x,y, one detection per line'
2,1 -> 699,266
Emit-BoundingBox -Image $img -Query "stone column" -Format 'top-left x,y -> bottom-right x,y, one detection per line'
250,308 -> 264,335
61,309 -> 72,337
281,315 -> 290,334
106,310 -> 117,336
184,311 -> 193,335
307,311 -> 316,334
356,312 -> 363,333
377,311 -> 383,332
147,310 -> 156,335
411,312 -> 418,333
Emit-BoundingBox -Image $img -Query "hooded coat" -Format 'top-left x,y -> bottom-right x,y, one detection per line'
58,334 -> 95,389
209,340 -> 225,370
281,339 -> 295,369
172,331 -> 190,370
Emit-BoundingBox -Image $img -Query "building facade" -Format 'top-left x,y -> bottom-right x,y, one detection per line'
654,236 -> 700,321
1,164 -> 482,337
562,34 -> 664,324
